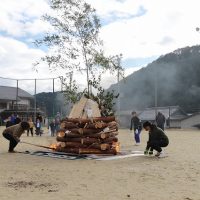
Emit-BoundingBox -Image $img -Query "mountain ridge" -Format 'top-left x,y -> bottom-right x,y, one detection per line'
109,45 -> 200,113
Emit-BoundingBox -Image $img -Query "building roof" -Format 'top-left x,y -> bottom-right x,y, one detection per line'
0,86 -> 33,101
138,106 -> 187,121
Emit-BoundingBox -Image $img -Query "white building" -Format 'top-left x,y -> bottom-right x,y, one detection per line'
0,86 -> 33,111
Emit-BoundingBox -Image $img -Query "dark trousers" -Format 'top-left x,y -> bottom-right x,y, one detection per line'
147,140 -> 169,152
157,124 -> 165,131
3,132 -> 18,152
36,128 -> 41,136
27,128 -> 33,136
51,128 -> 56,136
134,130 -> 141,143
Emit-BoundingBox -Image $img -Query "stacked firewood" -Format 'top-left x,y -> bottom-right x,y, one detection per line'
52,116 -> 120,155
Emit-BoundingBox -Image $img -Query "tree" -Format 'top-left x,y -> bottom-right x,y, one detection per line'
35,0 -> 124,103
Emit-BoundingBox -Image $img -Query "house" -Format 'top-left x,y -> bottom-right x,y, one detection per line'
181,113 -> 200,129
0,86 -> 35,121
0,86 -> 33,111
138,106 -> 188,128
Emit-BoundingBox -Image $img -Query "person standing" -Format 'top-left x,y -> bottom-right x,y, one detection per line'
5,116 -> 13,128
27,117 -> 34,137
130,111 -> 142,145
14,114 -> 21,124
10,113 -> 16,125
55,112 -> 61,132
2,121 -> 30,153
35,119 -> 42,136
49,119 -> 56,137
156,112 -> 166,131
143,121 -> 169,157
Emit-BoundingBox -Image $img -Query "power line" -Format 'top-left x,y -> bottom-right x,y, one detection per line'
0,76 -> 61,81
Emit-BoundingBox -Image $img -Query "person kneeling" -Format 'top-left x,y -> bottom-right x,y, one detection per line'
2,122 -> 30,153
143,121 -> 169,158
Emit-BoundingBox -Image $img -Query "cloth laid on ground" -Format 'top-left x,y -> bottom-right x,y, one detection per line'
20,150 -> 144,160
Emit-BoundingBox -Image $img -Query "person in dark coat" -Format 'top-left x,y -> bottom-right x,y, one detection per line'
49,119 -> 56,137
143,121 -> 169,157
130,111 -> 142,145
5,116 -> 13,128
14,115 -> 21,124
156,112 -> 166,131
35,119 -> 42,136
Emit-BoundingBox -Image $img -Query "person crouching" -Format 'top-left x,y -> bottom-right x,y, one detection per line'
2,121 -> 30,153
143,121 -> 169,158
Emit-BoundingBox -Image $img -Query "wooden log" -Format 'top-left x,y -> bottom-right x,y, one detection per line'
59,142 -> 88,148
56,127 -> 118,140
59,142 -> 112,151
60,121 -> 79,129
56,136 -> 118,144
70,128 -> 104,135
85,121 -> 108,129
56,137 -> 101,144
88,143 -> 111,151
57,130 -> 66,137
84,121 -> 118,130
55,147 -> 118,155
102,137 -> 118,143
64,116 -> 116,124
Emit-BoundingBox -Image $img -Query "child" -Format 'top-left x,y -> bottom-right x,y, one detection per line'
27,117 -> 34,136
35,119 -> 42,136
130,111 -> 142,145
143,121 -> 169,158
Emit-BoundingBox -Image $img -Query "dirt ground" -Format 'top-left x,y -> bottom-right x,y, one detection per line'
0,126 -> 199,200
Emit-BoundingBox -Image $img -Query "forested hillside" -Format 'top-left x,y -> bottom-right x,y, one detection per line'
109,45 -> 200,113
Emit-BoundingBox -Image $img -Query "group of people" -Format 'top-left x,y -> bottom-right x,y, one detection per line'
2,113 -> 44,153
1,112 -> 62,153
130,111 -> 168,158
49,112 -> 61,137
1,110 -> 169,156
5,114 -> 21,128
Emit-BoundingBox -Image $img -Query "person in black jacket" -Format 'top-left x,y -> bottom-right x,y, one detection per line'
5,116 -> 13,128
156,112 -> 166,130
143,121 -> 169,157
130,111 -> 142,145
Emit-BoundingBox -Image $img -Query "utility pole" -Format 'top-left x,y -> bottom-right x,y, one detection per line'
53,78 -> 55,117
117,57 -> 121,118
154,70 -> 158,121
16,79 -> 19,111
34,79 -> 37,123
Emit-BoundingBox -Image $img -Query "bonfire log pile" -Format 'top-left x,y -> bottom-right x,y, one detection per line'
53,116 -> 120,155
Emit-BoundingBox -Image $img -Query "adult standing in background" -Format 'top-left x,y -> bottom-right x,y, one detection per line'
14,114 -> 21,124
10,113 -> 16,125
49,119 -> 56,137
130,111 -> 142,145
55,112 -> 61,132
156,112 -> 166,131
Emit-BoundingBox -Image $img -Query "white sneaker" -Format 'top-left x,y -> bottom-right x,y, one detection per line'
135,143 -> 140,146
158,151 -> 166,158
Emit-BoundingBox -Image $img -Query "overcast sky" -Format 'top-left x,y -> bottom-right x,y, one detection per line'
0,0 -> 200,94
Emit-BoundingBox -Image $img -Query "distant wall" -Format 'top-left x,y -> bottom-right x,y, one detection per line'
118,115 -> 131,128
181,114 -> 200,129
